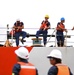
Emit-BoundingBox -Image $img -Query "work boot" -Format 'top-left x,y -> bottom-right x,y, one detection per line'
61,42 -> 64,47
57,42 -> 60,47
21,38 -> 26,44
44,43 -> 46,47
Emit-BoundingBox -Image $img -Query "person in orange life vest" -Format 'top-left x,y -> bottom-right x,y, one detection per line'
13,19 -> 29,47
36,15 -> 51,46
47,49 -> 73,75
56,17 -> 67,47
12,47 -> 38,75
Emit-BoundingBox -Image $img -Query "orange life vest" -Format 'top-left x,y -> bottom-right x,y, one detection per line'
56,64 -> 70,75
18,62 -> 36,75
56,23 -> 65,31
40,21 -> 47,29
14,22 -> 23,32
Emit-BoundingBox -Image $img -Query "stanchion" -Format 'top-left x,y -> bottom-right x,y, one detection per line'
7,24 -> 9,40
45,28 -> 55,47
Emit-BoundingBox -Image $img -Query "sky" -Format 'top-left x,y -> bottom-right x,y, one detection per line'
0,0 -> 74,46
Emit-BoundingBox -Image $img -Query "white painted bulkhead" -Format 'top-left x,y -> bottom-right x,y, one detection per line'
29,47 -> 74,75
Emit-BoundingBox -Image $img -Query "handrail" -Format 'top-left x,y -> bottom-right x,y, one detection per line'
0,25 -> 74,47
0,26 -> 73,30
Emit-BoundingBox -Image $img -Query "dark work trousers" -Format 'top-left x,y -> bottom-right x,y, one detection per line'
15,31 -> 27,46
56,31 -> 64,47
36,29 -> 48,45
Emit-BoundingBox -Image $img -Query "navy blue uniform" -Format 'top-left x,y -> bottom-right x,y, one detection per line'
48,66 -> 73,75
14,22 -> 27,46
36,20 -> 50,45
12,59 -> 38,75
56,22 -> 65,47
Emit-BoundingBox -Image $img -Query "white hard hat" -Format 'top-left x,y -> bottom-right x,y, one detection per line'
47,49 -> 62,59
16,19 -> 20,21
15,47 -> 29,59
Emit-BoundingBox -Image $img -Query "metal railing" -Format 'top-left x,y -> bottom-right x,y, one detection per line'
0,24 -> 73,47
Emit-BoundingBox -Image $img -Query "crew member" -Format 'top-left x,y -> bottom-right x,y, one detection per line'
47,49 -> 73,75
12,47 -> 38,75
36,15 -> 51,46
56,17 -> 67,47
13,19 -> 29,47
